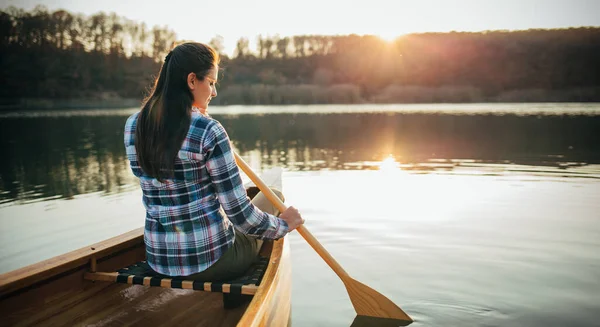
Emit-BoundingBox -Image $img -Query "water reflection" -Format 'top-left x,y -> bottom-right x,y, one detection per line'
224,113 -> 600,167
0,116 -> 135,205
1,110 -> 599,204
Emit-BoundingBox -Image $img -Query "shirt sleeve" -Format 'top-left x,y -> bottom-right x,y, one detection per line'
124,113 -> 143,178
203,120 -> 289,239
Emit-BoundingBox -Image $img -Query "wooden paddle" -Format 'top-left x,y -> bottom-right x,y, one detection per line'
234,152 -> 413,323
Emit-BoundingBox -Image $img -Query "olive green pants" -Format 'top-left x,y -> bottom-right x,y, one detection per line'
184,188 -> 284,282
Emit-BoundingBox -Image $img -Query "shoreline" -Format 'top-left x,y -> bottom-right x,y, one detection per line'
2,98 -> 600,112
0,98 -> 143,111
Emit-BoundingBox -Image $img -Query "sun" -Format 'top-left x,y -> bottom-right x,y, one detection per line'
376,32 -> 396,42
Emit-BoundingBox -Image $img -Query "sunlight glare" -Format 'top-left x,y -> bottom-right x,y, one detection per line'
377,31 -> 400,42
378,155 -> 399,172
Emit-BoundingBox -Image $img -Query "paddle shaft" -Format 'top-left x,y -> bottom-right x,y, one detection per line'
234,153 -> 350,280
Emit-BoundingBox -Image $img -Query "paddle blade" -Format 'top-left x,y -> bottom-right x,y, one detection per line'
344,278 -> 413,323
350,315 -> 413,327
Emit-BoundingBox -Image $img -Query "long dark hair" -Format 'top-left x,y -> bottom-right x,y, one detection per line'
135,42 -> 219,180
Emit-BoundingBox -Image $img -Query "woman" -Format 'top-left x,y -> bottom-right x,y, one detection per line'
124,42 -> 304,281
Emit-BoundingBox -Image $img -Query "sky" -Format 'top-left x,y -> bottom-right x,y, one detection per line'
2,0 -> 599,55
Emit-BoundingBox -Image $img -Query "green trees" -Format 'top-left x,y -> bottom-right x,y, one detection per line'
1,6 -> 599,106
1,6 -> 174,101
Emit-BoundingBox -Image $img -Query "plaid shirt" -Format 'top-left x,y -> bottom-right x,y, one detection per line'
124,111 -> 289,276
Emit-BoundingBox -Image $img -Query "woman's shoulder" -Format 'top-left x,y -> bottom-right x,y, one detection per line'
125,111 -> 140,129
190,111 -> 223,133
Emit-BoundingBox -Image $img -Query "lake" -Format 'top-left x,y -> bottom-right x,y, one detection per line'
1,103 -> 599,326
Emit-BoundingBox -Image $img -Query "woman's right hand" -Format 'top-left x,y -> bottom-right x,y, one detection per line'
279,206 -> 304,232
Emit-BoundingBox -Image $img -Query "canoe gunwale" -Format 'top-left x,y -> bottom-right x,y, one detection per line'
0,227 -> 145,299
238,235 -> 291,327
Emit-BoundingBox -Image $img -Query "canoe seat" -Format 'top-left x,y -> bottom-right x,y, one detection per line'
84,256 -> 269,296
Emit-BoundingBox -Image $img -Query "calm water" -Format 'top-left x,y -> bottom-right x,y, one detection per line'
1,103 -> 600,326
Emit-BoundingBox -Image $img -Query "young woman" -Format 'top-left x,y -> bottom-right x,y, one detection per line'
124,42 -> 304,281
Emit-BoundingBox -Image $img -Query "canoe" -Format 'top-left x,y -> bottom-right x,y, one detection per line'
0,168 -> 291,327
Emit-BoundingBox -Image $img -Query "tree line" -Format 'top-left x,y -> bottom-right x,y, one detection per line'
1,6 -> 599,107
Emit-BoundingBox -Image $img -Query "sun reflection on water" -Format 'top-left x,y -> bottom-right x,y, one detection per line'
378,155 -> 400,172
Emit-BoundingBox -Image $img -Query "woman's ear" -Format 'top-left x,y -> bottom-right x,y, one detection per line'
187,72 -> 196,90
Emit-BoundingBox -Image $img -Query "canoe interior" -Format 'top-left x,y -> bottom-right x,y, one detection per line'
0,167 -> 290,327
0,227 -> 263,327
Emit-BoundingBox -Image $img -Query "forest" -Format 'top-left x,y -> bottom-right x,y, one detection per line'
1,6 -> 599,108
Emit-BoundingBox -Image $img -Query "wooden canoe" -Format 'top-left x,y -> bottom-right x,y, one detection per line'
0,168 -> 291,327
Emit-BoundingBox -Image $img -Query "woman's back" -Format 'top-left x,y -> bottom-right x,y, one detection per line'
126,110 -> 220,206
125,110 -> 289,277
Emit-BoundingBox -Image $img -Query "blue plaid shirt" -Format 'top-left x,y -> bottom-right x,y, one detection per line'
124,111 -> 289,276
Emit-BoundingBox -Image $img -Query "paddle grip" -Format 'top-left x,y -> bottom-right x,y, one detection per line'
234,152 -> 350,279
